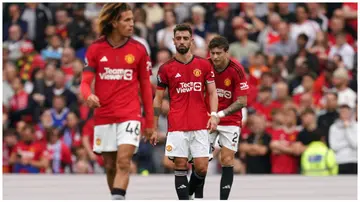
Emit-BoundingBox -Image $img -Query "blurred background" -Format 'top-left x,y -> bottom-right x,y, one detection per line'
2,2 -> 358,175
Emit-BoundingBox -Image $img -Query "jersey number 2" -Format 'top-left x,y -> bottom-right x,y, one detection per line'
126,122 -> 140,136
232,132 -> 239,144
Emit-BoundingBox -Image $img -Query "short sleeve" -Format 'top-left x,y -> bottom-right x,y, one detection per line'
84,45 -> 97,73
233,66 -> 249,97
138,47 -> 152,80
204,61 -> 215,84
157,65 -> 168,89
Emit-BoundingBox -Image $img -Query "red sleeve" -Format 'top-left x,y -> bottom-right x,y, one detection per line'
138,48 -> 154,129
82,120 -> 93,137
233,66 -> 249,97
80,45 -> 97,100
157,65 -> 168,89
204,60 -> 215,84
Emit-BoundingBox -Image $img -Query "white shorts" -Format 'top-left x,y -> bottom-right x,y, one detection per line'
165,130 -> 210,160
209,125 -> 240,152
93,120 -> 141,154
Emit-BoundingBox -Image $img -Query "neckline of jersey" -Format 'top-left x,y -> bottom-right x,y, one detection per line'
173,55 -> 195,65
214,59 -> 231,74
106,37 -> 130,49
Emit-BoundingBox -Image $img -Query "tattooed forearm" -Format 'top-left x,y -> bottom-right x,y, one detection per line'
154,107 -> 161,117
223,96 -> 247,116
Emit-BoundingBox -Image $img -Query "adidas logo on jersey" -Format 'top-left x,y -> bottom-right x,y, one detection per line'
177,184 -> 187,189
100,56 -> 108,62
175,73 -> 181,78
222,185 -> 231,189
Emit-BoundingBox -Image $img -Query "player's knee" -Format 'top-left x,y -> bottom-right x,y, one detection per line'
116,157 -> 131,173
174,159 -> 188,170
104,159 -> 116,173
221,154 -> 234,166
194,165 -> 208,176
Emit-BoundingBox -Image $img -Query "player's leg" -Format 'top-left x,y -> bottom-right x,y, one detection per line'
111,144 -> 136,200
189,130 -> 211,200
111,120 -> 141,200
93,124 -> 118,194
165,131 -> 190,200
102,152 -> 117,191
218,126 -> 240,200
190,131 -> 217,199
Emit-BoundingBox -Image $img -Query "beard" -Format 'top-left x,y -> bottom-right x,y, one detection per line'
176,45 -> 190,54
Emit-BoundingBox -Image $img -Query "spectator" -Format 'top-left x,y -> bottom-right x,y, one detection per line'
269,108 -> 300,174
67,58 -> 84,95
340,3 -> 358,38
268,21 -> 297,60
257,12 -> 281,54
317,92 -> 339,146
306,3 -> 328,31
329,104 -> 357,174
308,31 -> 330,72
133,27 -> 151,56
44,69 -> 77,109
133,7 -> 148,39
248,52 -> 270,85
142,3 -> 164,29
331,67 -> 357,109
328,17 -> 355,47
208,3 -> 234,42
290,3 -> 321,48
3,24 -> 25,61
238,3 -> 266,42
251,86 -> 280,122
191,5 -> 208,39
43,62 -> 57,89
292,108 -> 322,157
67,4 -> 91,51
3,4 -> 28,41
287,33 -> 320,77
60,47 -> 76,83
292,73 -> 322,110
21,3 -> 53,51
55,9 -> 70,40
313,60 -> 337,96
3,62 -> 17,109
229,23 -> 260,66
75,33 -> 96,61
3,129 -> 18,173
34,110 -> 54,143
9,124 -> 49,173
239,114 -> 272,174
43,128 -> 72,173
300,132 -> 338,176
17,41 -> 46,82
273,81 -> 290,108
150,48 -> 172,86
60,112 -> 82,151
277,3 -> 296,23
156,10 -> 177,54
328,31 -> 355,70
41,34 -> 64,61
49,95 -> 70,129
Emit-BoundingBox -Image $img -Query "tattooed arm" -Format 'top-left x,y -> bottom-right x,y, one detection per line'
217,96 -> 247,118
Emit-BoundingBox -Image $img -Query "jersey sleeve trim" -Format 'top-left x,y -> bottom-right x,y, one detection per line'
83,67 -> 96,73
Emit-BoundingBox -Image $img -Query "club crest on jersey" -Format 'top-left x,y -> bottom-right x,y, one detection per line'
224,78 -> 231,87
125,54 -> 135,64
166,145 -> 172,152
96,138 -> 101,146
193,69 -> 201,77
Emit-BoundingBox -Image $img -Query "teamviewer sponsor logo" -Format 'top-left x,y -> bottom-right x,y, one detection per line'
99,68 -> 133,80
176,82 -> 202,93
217,88 -> 232,99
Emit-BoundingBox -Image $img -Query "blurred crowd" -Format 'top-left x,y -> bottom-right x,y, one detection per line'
2,2 -> 358,175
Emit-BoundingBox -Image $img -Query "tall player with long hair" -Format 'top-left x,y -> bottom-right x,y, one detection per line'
80,3 -> 156,200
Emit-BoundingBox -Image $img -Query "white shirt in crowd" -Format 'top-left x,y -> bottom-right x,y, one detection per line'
328,43 -> 355,70
335,87 -> 357,109
290,20 -> 320,48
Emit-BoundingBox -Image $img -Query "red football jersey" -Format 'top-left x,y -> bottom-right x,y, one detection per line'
157,56 -> 215,131
84,37 -> 152,126
208,58 -> 249,126
270,128 -> 299,174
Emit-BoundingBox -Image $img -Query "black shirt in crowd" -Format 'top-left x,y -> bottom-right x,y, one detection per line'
241,133 -> 272,174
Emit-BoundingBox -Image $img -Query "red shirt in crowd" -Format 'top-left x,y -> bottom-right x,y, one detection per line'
43,141 -> 72,173
11,141 -> 46,173
270,128 -> 299,174
251,101 -> 282,121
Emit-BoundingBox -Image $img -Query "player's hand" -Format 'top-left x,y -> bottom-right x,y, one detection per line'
89,152 -> 97,161
207,115 -> 219,133
86,94 -> 101,108
149,130 -> 158,146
